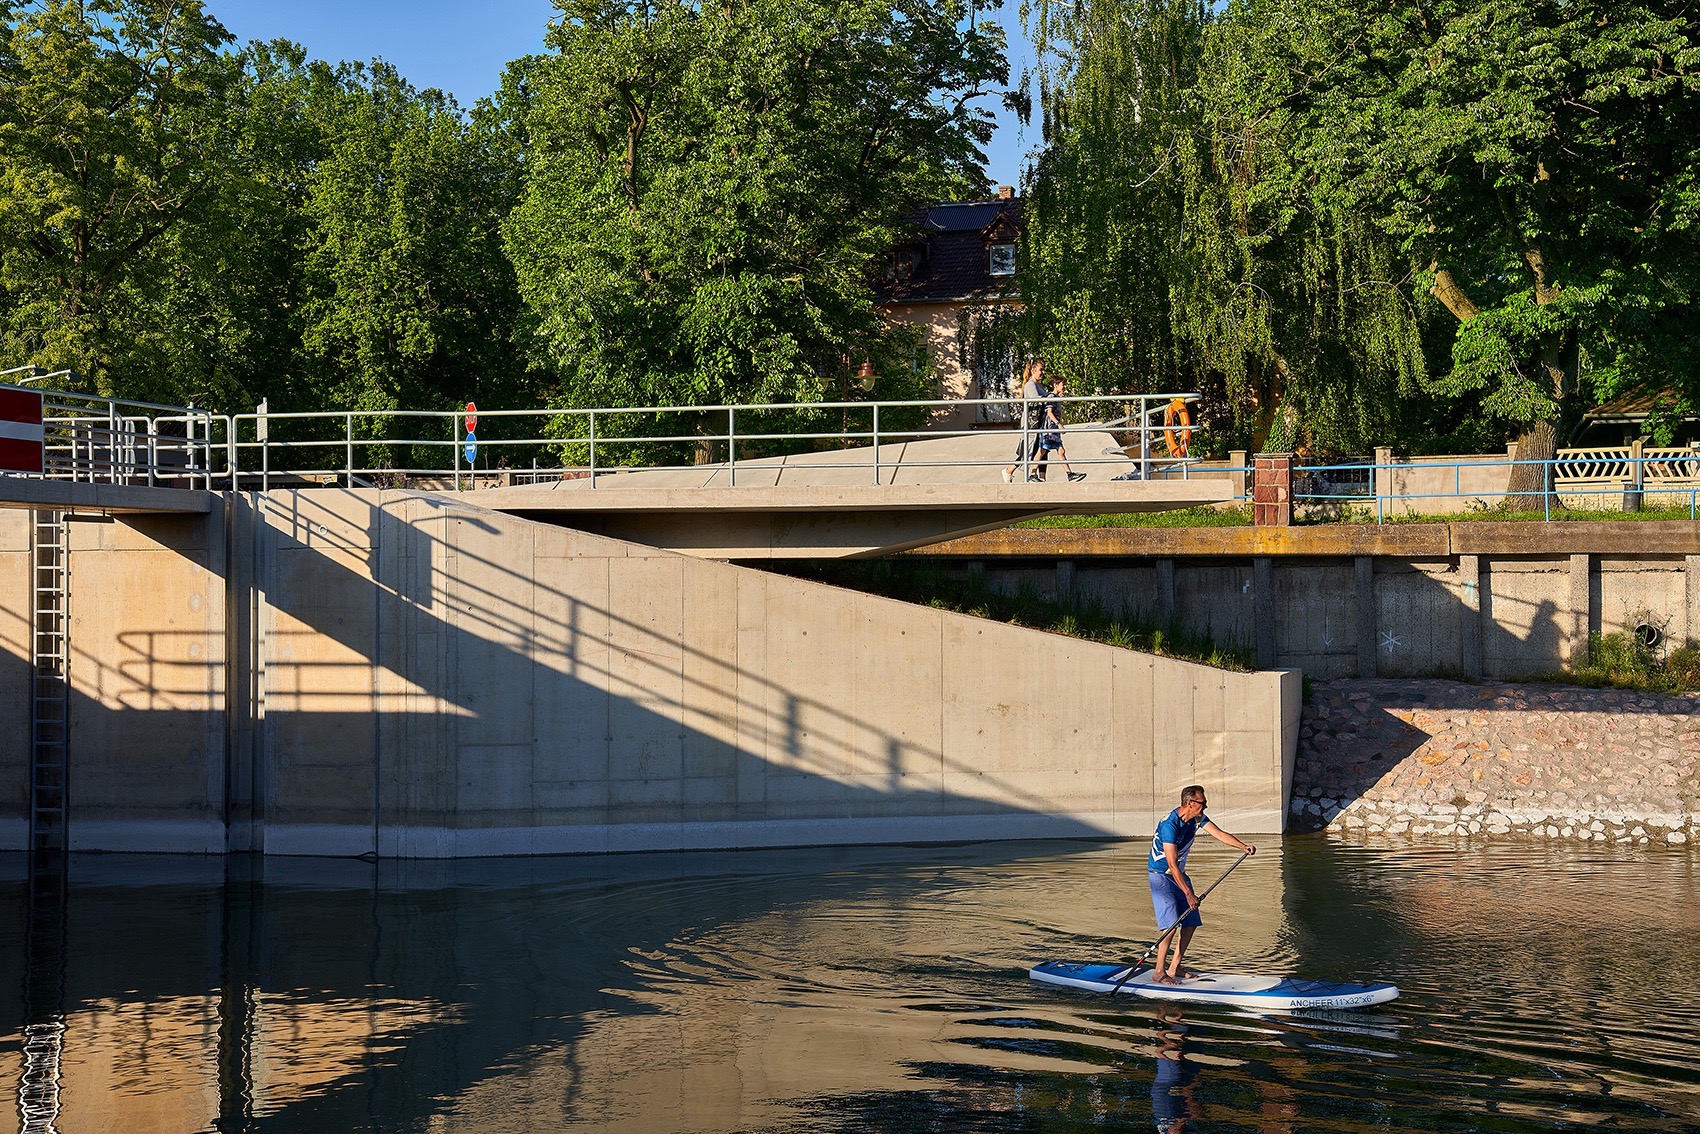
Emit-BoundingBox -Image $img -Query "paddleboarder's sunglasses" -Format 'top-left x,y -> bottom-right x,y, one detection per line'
1185,796 -> 1207,809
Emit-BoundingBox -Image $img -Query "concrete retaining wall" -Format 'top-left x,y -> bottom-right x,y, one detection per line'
0,492 -> 1300,855
953,548 -> 1700,680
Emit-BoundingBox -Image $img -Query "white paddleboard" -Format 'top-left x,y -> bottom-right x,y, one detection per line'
1030,961 -> 1398,1011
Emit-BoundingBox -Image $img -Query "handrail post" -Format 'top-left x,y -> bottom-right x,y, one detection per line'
1376,451 -> 1384,524
872,403 -> 881,485
1140,397 -> 1151,481
227,415 -> 238,491
588,410 -> 597,488
257,399 -> 269,493
453,411 -> 462,492
346,413 -> 354,488
728,406 -> 737,487
146,418 -> 157,487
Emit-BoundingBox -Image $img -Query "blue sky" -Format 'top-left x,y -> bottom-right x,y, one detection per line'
208,0 -> 1038,191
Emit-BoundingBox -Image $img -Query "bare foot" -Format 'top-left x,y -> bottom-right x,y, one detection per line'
1154,973 -> 1180,985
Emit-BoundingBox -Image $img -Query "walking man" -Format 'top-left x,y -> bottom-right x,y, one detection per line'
1147,785 -> 1255,984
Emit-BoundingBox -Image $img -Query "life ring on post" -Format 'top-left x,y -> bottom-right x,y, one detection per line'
1163,399 -> 1192,457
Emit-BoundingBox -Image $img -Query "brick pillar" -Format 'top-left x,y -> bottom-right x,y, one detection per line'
1253,453 -> 1293,526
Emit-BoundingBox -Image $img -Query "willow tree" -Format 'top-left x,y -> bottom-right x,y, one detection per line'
1020,0 -> 1433,454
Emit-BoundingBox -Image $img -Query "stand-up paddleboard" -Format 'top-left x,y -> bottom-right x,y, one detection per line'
1030,961 -> 1398,1011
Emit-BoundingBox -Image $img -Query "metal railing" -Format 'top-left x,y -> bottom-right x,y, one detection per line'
0,381 -> 224,490
224,393 -> 1205,491
1293,449 -> 1700,521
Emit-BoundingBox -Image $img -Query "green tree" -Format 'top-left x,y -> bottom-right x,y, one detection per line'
505,0 -> 1008,448
1020,0 -> 1435,455
1314,0 -> 1700,491
296,61 -> 533,423
0,0 -> 239,393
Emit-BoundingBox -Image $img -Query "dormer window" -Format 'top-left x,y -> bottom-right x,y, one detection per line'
987,243 -> 1016,276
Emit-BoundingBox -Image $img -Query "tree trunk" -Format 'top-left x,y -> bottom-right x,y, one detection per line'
1503,418 -> 1556,509
1502,331 -> 1579,510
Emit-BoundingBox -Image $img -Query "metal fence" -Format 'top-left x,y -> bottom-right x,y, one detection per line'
222,392 -> 1205,490
6,376 -> 1694,520
0,378 -> 223,489
1291,449 -> 1700,521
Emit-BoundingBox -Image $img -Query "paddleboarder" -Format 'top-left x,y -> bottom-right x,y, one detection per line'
1148,785 -> 1255,984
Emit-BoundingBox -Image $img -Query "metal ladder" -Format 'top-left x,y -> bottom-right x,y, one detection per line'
31,509 -> 69,853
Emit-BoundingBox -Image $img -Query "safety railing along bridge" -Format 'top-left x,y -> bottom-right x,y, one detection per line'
4,375 -> 1695,519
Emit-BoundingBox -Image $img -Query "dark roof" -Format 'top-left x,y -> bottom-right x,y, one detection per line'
1583,388 -> 1700,422
876,196 -> 1022,305
920,201 -> 1011,234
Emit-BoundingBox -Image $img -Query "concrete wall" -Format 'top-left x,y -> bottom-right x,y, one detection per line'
0,509 -> 29,847
0,490 -> 1301,854
962,551 -> 1700,680
1373,448 -> 1516,515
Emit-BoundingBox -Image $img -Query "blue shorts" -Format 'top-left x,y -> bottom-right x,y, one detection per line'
1149,871 -> 1202,930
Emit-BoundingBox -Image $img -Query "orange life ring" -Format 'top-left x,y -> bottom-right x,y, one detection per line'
1163,400 -> 1192,457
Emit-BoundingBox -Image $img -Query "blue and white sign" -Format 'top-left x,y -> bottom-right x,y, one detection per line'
464,432 -> 478,463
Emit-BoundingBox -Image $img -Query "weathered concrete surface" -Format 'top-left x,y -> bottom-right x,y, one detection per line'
926,520 -> 1700,557
466,478 -> 1234,559
1291,679 -> 1700,843
0,509 -> 28,847
921,525 -> 1700,680
0,490 -> 1301,854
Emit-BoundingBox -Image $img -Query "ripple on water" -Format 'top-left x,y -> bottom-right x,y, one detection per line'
1,837 -> 1695,1132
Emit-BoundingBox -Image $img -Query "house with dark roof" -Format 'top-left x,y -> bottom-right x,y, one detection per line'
875,188 -> 1023,431
1576,387 -> 1699,447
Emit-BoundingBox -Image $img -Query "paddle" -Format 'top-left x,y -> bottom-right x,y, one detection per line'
1107,850 -> 1252,995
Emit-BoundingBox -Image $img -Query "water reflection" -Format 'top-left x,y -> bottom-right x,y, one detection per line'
1,838 -> 1697,1132
1151,1006 -> 1201,1133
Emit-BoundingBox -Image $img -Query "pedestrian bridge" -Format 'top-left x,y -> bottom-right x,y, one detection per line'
463,430 -> 1227,557
0,384 -> 1227,557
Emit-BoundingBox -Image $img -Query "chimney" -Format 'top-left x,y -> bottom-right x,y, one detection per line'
997,185 -> 1014,199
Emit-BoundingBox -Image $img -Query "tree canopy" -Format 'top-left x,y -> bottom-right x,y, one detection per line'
504,0 -> 1007,414
1017,0 -> 1700,457
1,0 -> 1694,468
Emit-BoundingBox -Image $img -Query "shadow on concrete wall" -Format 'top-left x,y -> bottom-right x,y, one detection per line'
956,554 -> 1593,682
16,492 -> 1117,850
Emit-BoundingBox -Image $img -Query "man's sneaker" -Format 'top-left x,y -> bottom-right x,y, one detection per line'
1067,471 -> 1087,482
1001,468 -> 1012,483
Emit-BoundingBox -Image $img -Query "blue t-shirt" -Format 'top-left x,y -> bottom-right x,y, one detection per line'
1147,807 -> 1210,873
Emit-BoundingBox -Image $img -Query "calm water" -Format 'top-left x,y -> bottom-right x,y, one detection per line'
2,836 -> 1697,1133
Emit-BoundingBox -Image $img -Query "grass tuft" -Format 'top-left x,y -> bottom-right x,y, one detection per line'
1540,632 -> 1700,694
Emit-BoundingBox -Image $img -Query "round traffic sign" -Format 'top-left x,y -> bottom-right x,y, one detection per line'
464,433 -> 478,463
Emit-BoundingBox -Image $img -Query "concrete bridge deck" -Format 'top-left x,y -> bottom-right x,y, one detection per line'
0,476 -> 217,514
463,430 -> 1227,557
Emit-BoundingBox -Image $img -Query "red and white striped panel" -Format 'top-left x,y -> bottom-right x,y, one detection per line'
0,387 -> 44,473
